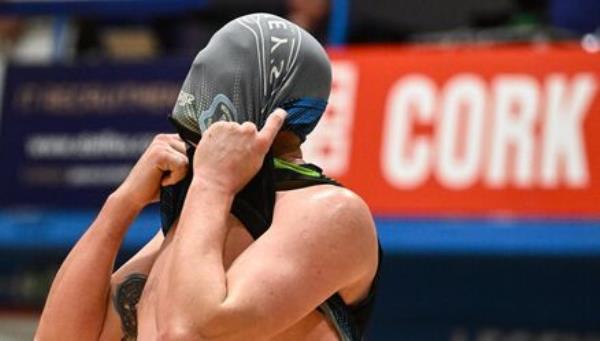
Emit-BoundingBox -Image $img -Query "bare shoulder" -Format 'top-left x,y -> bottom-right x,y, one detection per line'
274,184 -> 379,295
276,184 -> 375,232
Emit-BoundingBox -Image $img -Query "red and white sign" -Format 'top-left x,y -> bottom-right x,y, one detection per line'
303,43 -> 600,216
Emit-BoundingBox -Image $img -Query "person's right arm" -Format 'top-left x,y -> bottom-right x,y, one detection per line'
36,191 -> 142,340
35,134 -> 188,341
99,229 -> 164,341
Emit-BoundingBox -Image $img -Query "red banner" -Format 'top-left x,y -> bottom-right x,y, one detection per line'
303,43 -> 600,216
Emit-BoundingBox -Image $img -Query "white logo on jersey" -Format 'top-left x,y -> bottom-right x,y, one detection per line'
176,91 -> 195,106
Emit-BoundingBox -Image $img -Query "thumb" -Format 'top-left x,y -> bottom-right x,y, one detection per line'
257,109 -> 287,150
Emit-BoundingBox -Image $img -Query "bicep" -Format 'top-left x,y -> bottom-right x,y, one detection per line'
220,193 -> 376,338
99,230 -> 164,341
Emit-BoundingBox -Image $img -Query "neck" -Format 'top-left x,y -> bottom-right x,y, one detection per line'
275,148 -> 304,164
272,131 -> 304,164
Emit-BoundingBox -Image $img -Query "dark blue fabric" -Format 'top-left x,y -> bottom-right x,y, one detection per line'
282,97 -> 328,142
550,0 -> 600,34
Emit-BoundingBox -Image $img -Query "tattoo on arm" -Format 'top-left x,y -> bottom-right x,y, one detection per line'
113,273 -> 147,341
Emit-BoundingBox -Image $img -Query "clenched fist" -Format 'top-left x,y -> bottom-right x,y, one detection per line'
191,109 -> 287,194
115,134 -> 189,209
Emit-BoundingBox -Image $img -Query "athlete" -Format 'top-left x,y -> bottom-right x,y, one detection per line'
36,13 -> 379,340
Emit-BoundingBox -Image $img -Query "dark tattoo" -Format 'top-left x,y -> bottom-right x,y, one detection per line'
113,273 -> 147,341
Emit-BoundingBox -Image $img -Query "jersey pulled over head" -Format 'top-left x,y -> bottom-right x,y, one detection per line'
171,12 -> 332,143
161,13 -> 332,236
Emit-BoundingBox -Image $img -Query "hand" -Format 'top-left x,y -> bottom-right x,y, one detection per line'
115,134 -> 189,209
192,109 -> 287,194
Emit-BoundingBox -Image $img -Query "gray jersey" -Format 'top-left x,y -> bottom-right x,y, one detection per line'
172,13 -> 332,140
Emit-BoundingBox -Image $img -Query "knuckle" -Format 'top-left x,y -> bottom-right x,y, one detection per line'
156,144 -> 169,153
155,145 -> 171,157
205,124 -> 218,133
147,147 -> 162,162
153,134 -> 168,142
212,121 -> 229,129
178,156 -> 189,167
164,134 -> 179,143
241,122 -> 257,134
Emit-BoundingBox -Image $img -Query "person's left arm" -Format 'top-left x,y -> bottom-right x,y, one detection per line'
155,110 -> 377,340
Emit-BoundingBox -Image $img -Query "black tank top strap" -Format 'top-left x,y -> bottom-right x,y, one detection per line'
318,293 -> 362,341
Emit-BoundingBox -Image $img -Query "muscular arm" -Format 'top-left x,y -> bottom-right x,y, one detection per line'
36,193 -> 142,340
99,230 -> 164,341
155,112 -> 378,339
36,134 -> 187,341
159,185 -> 376,340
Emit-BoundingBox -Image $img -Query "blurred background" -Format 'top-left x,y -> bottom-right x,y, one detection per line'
0,0 -> 599,340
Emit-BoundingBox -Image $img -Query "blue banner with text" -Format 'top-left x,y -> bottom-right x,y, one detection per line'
0,60 -> 190,207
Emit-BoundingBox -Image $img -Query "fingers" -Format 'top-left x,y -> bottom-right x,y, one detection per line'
257,109 -> 287,150
157,148 -> 189,186
166,135 -> 186,154
240,121 -> 258,134
148,134 -> 189,186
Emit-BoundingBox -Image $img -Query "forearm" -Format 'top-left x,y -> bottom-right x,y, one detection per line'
37,191 -> 141,340
155,110 -> 286,339
158,180 -> 235,337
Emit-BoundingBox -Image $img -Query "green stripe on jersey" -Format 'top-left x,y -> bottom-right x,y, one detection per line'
274,158 -> 321,178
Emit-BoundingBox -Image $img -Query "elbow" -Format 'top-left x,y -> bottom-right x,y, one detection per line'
158,299 -> 253,340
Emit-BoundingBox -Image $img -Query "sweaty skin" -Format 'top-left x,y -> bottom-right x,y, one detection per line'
37,111 -> 378,341
135,186 -> 374,340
